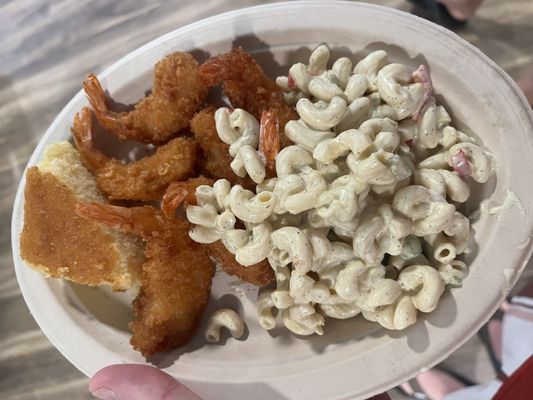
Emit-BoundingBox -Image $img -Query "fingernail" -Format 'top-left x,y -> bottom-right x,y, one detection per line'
91,387 -> 117,400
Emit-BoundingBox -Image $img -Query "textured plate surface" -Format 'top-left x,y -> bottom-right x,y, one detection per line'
11,2 -> 533,399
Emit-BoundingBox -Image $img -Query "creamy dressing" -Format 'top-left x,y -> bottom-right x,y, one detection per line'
189,44 -> 497,335
480,188 -> 525,217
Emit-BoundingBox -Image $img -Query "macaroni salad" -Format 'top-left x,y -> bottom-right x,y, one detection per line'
189,44 -> 494,335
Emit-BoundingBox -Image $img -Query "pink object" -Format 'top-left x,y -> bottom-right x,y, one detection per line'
287,74 -> 295,89
517,281 -> 533,299
416,369 -> 466,400
400,369 -> 465,400
451,149 -> 472,177
89,365 -> 201,400
411,64 -> 433,121
398,382 -> 415,396
517,74 -> 533,106
488,319 -> 503,362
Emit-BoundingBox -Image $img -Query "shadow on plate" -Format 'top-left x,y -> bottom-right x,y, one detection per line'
64,281 -> 133,333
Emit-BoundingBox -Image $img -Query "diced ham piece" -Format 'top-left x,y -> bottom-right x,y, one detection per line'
287,74 -> 296,89
411,65 -> 433,121
451,149 -> 472,177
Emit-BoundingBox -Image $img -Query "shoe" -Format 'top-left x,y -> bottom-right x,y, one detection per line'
406,0 -> 468,30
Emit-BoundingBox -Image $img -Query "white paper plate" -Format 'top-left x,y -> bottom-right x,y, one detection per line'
11,2 -> 533,399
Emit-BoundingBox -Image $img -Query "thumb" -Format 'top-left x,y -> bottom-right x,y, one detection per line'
89,364 -> 202,400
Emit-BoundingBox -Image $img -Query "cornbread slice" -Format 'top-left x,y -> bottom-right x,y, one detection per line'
20,141 -> 144,291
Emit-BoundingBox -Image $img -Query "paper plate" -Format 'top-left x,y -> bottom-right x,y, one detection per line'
11,2 -> 533,399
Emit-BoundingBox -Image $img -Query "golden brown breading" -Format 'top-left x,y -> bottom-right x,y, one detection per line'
207,240 -> 275,287
71,107 -> 197,201
76,204 -> 214,357
161,176 -> 214,218
199,47 -> 297,148
190,107 -> 255,189
20,167 -> 143,291
83,52 -> 208,144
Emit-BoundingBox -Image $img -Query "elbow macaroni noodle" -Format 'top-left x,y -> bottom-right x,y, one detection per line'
232,222 -> 273,266
215,108 -> 266,183
228,186 -> 275,223
377,63 -> 425,120
205,308 -> 246,343
187,44 -> 494,337
353,204 -> 411,265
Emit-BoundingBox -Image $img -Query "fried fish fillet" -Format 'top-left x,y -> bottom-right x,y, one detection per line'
19,142 -> 144,291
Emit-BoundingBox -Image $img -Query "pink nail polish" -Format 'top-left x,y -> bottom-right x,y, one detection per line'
91,387 -> 117,400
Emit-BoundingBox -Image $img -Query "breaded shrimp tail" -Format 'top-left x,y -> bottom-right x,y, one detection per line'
71,107 -> 197,201
161,176 -> 214,218
76,204 -> 214,357
84,52 -> 208,144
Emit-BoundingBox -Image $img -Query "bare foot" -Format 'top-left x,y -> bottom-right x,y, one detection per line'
437,0 -> 485,21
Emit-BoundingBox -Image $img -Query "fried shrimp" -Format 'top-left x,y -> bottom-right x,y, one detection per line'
199,48 -> 297,148
259,109 -> 281,178
71,107 -> 197,201
76,203 -> 214,357
162,181 -> 275,287
190,107 -> 254,189
161,176 -> 214,218
207,241 -> 275,287
83,52 -> 207,143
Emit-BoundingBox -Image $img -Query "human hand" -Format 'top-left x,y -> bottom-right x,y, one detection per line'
89,364 -> 200,400
89,364 -> 391,400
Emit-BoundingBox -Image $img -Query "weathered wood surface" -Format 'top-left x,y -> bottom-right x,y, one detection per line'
1,0 -> 531,399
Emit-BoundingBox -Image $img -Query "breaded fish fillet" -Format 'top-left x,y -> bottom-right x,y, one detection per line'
19,142 -> 144,291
